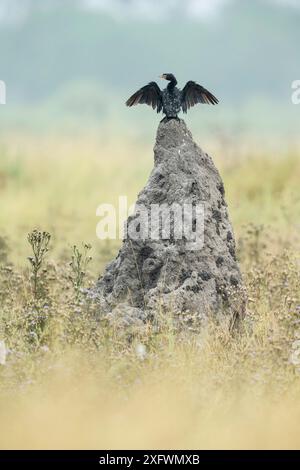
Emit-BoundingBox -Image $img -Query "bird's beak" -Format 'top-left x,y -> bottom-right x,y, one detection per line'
160,74 -> 166,80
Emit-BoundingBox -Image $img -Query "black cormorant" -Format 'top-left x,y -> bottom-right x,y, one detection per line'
126,73 -> 218,119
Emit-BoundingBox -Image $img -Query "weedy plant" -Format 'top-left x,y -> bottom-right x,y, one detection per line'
27,230 -> 51,299
0,236 -> 9,264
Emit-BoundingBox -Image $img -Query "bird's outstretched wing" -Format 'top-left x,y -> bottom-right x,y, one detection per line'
126,82 -> 163,113
181,81 -> 219,113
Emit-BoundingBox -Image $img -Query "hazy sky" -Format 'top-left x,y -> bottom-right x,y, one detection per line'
0,0 -> 298,134
84,0 -> 300,20
0,0 -> 299,24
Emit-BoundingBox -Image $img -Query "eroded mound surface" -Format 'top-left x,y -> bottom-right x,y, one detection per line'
93,119 -> 245,325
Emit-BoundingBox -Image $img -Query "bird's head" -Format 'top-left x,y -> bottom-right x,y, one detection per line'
160,73 -> 176,82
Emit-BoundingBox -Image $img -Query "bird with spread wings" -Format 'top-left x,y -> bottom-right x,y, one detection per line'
126,73 -> 218,119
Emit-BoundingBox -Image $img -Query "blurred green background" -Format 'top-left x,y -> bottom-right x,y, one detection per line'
0,0 -> 299,140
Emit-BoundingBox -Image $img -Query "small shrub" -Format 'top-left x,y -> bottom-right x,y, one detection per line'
27,230 -> 51,299
68,243 -> 92,301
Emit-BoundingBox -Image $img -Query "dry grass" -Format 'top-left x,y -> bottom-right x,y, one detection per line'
0,131 -> 300,449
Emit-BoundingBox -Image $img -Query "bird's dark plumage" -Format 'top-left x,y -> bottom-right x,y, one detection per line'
181,81 -> 219,112
126,73 -> 218,119
125,81 -> 162,113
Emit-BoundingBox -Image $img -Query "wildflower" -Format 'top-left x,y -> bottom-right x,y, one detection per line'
0,340 -> 7,366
